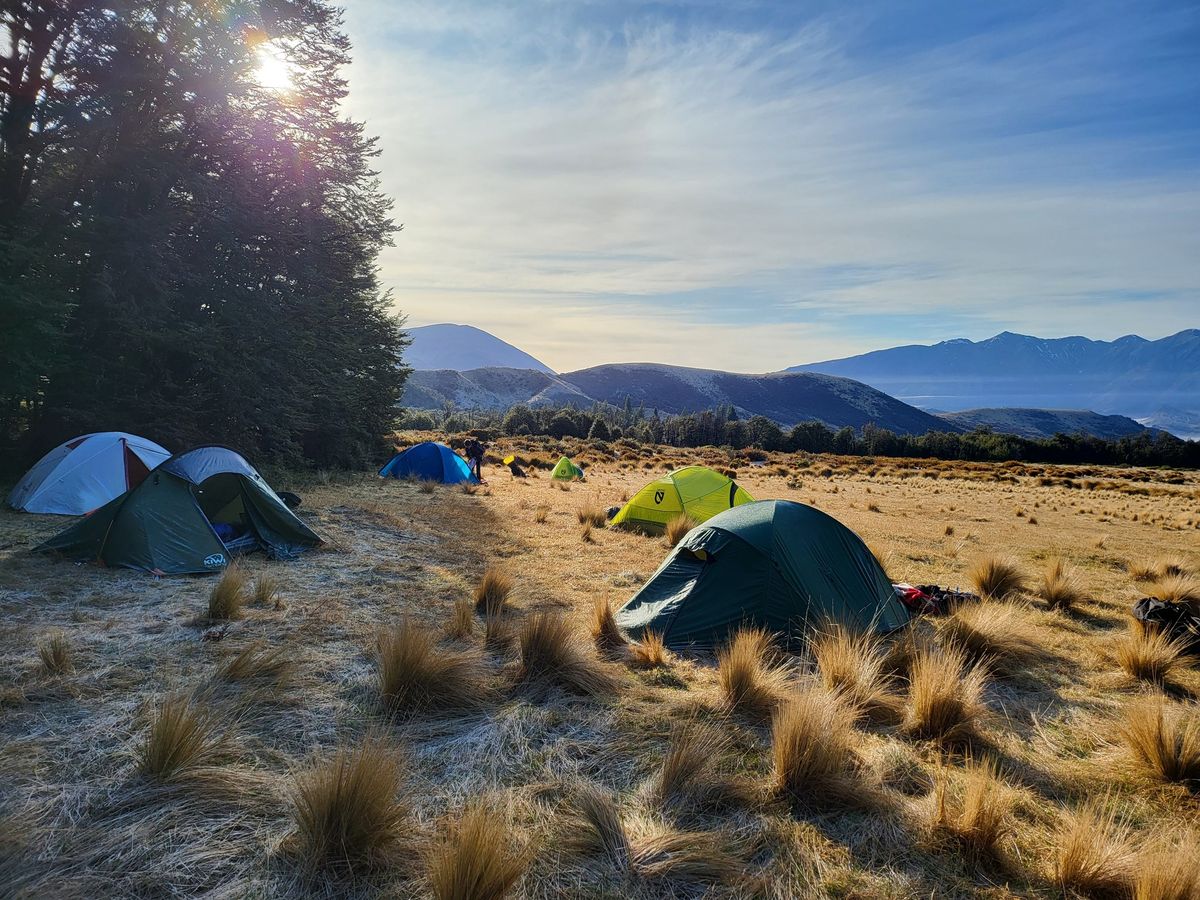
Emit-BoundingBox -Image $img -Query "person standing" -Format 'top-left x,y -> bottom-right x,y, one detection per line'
464,438 -> 486,483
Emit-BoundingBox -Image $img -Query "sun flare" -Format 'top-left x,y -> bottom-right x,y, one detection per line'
253,43 -> 293,91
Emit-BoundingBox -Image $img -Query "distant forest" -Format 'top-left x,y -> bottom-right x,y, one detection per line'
2,2 -> 408,469
402,403 -> 1200,469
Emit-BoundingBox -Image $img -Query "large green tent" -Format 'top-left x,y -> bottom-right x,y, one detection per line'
616,500 -> 909,650
550,456 -> 584,481
37,446 -> 322,575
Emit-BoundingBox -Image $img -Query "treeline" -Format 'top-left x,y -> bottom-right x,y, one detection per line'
401,403 -> 1200,469
2,2 -> 407,469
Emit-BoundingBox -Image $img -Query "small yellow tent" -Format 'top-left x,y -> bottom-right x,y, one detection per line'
610,466 -> 753,534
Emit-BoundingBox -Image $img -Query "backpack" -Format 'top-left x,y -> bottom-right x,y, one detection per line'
1132,598 -> 1200,653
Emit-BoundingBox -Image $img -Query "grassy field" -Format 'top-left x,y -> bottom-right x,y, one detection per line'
2,434 -> 1200,898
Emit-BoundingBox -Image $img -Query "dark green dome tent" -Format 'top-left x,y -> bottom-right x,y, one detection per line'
616,500 -> 909,650
37,446 -> 322,575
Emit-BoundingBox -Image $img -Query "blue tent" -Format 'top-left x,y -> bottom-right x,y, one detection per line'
379,442 -> 476,484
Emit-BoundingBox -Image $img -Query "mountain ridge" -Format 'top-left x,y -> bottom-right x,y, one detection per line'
405,323 -> 555,374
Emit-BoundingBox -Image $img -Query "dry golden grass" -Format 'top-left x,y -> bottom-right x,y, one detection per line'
251,573 -> 280,607
137,693 -> 221,781
37,632 -> 73,676
1039,556 -> 1086,611
207,565 -> 247,621
928,758 -> 1012,863
427,797 -> 529,900
289,737 -> 407,874
1116,694 -> 1200,784
376,619 -> 494,712
473,567 -> 514,616
1053,797 -> 1134,898
810,625 -> 898,723
663,514 -> 694,548
590,597 -> 627,654
1115,621 -> 1188,684
579,522 -> 594,543
717,627 -> 790,719
653,720 -> 748,813
1133,835 -> 1200,900
517,611 -> 616,696
902,644 -> 987,745
1148,574 -> 1200,605
936,601 -> 1038,675
771,686 -> 863,808
576,503 -> 608,527
533,504 -> 549,524
565,782 -> 742,887
418,479 -> 436,494
628,631 -> 670,669
216,640 -> 293,684
967,553 -> 1029,600
445,597 -> 475,640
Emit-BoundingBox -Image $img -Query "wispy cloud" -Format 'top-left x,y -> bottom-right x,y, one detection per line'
341,0 -> 1199,371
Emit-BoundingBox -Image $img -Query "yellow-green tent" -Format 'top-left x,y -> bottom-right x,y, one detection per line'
611,465 -> 753,534
550,456 -> 584,481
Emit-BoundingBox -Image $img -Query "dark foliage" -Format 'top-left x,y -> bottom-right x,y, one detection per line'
1,1 -> 407,468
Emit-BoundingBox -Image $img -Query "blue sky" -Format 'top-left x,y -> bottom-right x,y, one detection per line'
340,0 -> 1199,372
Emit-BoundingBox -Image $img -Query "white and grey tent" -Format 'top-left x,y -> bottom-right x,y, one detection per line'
8,432 -> 171,515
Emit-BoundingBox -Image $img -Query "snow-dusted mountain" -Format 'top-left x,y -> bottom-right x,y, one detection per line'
936,408 -> 1150,440
789,330 -> 1200,433
405,324 -> 554,373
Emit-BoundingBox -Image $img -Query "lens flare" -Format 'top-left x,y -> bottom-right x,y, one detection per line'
253,43 -> 293,91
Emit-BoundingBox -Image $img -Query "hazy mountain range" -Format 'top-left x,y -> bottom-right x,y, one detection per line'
791,330 -> 1199,437
401,324 -> 1197,440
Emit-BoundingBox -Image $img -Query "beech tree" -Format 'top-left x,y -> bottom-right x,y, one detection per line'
1,0 -> 407,466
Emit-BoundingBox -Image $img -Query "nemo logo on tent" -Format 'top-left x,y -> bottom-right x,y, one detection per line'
203,554 -> 226,568
654,490 -> 665,504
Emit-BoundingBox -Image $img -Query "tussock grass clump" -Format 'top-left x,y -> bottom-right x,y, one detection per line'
289,738 -> 407,874
1133,837 -> 1200,900
517,611 -> 616,696
207,564 -> 247,621
663,514 -> 694,549
1128,559 -> 1160,582
928,759 -> 1012,863
717,628 -> 789,719
1149,574 -> 1200,605
654,720 -> 748,813
484,612 -> 515,652
418,479 -> 436,494
138,693 -> 222,781
580,522 -> 594,543
427,798 -> 529,900
967,554 -> 1028,600
1116,694 -> 1200,785
376,619 -> 493,712
473,568 -> 514,616
460,481 -> 478,495
628,632 -> 670,669
37,632 -> 73,676
217,641 -> 293,684
576,503 -> 608,527
811,626 -> 897,723
533,504 -> 549,524
445,598 -> 475,640
1053,798 -> 1134,898
1116,622 -> 1187,684
565,783 -> 741,887
771,687 -> 863,808
590,597 -> 627,655
1039,556 -> 1085,611
937,601 -> 1037,675
902,644 -> 987,745
252,573 -> 280,607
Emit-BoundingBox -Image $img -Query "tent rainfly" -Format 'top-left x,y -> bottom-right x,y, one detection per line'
616,499 -> 910,650
610,465 -> 752,534
550,456 -> 585,481
37,446 -> 322,574
8,432 -> 171,515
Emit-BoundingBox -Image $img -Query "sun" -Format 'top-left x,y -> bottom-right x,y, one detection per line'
253,42 -> 293,91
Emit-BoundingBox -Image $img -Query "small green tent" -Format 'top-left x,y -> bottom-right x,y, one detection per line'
550,456 -> 584,481
37,446 -> 322,575
616,500 -> 909,650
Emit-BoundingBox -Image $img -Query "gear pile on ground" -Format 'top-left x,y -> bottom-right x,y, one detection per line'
1132,597 -> 1200,654
893,583 -> 981,616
